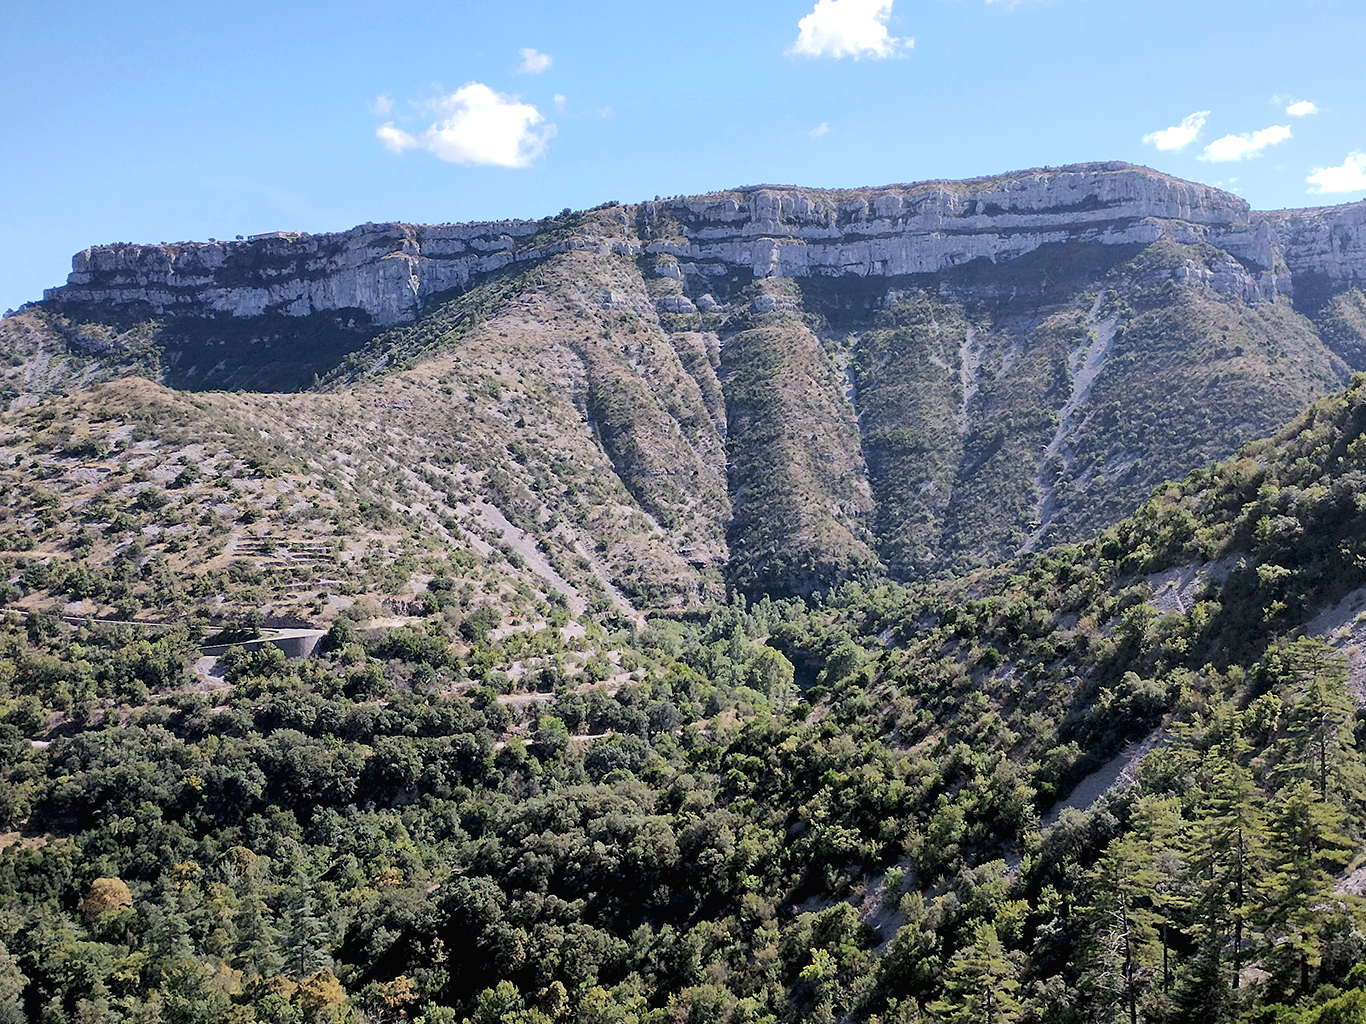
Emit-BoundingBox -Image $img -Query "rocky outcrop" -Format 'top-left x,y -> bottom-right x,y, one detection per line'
638,163 -> 1264,276
45,220 -> 625,325
38,162 -> 1366,325
1258,200 -> 1366,292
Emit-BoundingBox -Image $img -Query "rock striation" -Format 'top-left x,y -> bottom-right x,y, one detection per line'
1259,200 -> 1366,293
46,220 -> 628,325
41,162 -> 1366,325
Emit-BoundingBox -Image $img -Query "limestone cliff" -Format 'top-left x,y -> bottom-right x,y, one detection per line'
42,163 -> 1366,326
1259,200 -> 1366,293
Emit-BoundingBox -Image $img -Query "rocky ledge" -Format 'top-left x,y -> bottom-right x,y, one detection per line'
39,162 -> 1366,325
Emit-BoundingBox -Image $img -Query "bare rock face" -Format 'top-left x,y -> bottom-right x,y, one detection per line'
38,162 -> 1366,325
1258,200 -> 1366,292
638,163 -> 1260,277
47,220 -> 618,325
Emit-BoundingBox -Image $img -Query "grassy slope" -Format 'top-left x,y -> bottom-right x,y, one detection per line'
0,248 -> 747,627
848,296 -> 969,578
1314,286 -> 1366,369
793,239 -> 1349,580
1043,241 -> 1348,549
0,376 -> 557,630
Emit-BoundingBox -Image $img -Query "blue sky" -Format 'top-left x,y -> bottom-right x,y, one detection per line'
3,0 -> 1364,313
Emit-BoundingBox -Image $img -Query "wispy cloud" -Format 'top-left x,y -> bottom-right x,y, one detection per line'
519,48 -> 552,74
371,95 -> 394,115
375,83 -> 554,168
375,123 -> 413,153
1200,125 -> 1292,162
1142,111 -> 1209,152
1286,100 -> 1318,117
553,94 -> 567,112
1308,153 -> 1366,194
809,122 -> 830,138
787,0 -> 909,60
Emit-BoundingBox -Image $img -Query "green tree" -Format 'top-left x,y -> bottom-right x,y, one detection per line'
284,887 -> 331,980
1262,780 -> 1355,995
877,893 -> 941,1012
1128,795 -> 1186,996
1079,834 -> 1161,1024
1273,640 -> 1359,801
1179,757 -> 1267,990
745,645 -> 796,707
0,943 -> 27,1024
927,923 -> 1020,1024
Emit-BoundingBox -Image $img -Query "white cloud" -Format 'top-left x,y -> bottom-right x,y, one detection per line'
1142,111 -> 1209,152
553,94 -> 567,112
374,83 -> 554,168
598,106 -> 614,118
787,0 -> 909,60
519,48 -> 552,74
1200,124 -> 1292,162
1308,153 -> 1366,194
376,122 -> 417,153
371,95 -> 394,115
809,122 -> 830,138
1286,100 -> 1318,117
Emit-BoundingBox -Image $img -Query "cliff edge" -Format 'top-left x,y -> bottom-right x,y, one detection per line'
40,162 -> 1366,326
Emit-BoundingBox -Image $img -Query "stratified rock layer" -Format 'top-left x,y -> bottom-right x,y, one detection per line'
44,163 -> 1366,326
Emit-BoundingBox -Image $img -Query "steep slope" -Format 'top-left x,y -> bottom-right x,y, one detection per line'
716,279 -> 879,596
9,162 -> 1366,599
0,255 -> 742,626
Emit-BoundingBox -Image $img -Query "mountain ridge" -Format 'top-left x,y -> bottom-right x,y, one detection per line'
37,162 -> 1365,328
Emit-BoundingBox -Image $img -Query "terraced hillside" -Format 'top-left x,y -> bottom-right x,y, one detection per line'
5,162 -> 1365,607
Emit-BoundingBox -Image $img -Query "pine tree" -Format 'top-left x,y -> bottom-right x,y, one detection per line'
1078,834 -> 1161,1024
1179,757 -> 1267,991
236,884 -> 285,980
1273,639 -> 1359,802
1262,780 -> 1355,995
284,885 -> 331,980
1129,795 -> 1186,996
1169,947 -> 1234,1024
927,923 -> 1021,1024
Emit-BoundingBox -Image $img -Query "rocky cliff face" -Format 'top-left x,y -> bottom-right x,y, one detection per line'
46,218 -> 630,325
42,163 -> 1366,326
1259,200 -> 1366,293
640,163 -> 1266,275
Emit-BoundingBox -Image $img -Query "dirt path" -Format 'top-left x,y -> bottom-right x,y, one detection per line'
1043,725 -> 1169,827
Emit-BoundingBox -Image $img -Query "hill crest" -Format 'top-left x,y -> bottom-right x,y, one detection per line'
37,162 -> 1365,328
